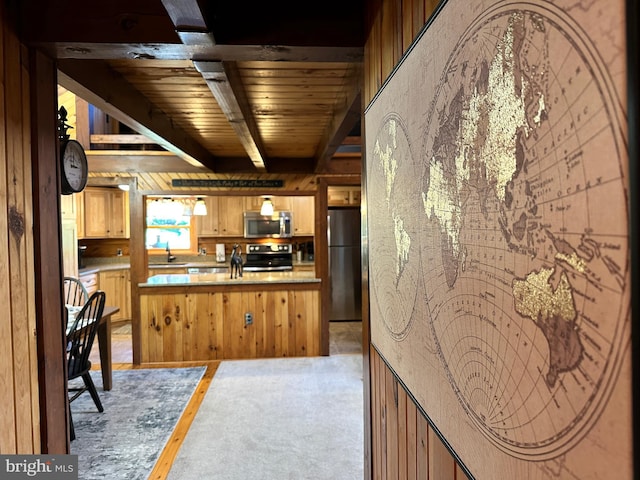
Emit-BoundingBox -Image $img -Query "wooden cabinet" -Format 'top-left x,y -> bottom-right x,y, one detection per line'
198,196 -> 244,237
82,187 -> 129,238
244,195 -> 292,212
98,269 -> 130,321
61,193 -> 80,277
79,272 -> 98,296
327,186 -> 361,207
196,197 -> 220,235
61,219 -> 78,278
219,197 -> 244,235
291,196 -> 315,235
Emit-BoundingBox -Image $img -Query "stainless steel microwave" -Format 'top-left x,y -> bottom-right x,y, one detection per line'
243,211 -> 293,238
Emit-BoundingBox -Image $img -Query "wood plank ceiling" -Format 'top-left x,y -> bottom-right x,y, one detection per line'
17,0 -> 365,174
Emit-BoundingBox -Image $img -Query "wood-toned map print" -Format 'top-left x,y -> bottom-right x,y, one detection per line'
365,1 -> 631,478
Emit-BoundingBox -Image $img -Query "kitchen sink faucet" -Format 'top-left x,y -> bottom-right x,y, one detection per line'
166,243 -> 176,263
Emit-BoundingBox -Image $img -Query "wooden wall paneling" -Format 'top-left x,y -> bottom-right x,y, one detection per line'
380,0 -> 396,85
180,293 -> 195,361
406,399 -> 418,480
272,289 -> 288,356
143,295 -> 162,363
397,387 -> 408,480
416,409 -> 429,479
0,9 -> 17,452
19,41 -> 39,454
222,292 -> 238,358
371,348 -> 382,479
293,290 -> 308,356
212,292 -> 225,359
256,291 -> 273,358
243,291 -> 257,358
428,427 -> 456,480
384,365 -> 399,478
191,292 -> 211,360
308,292 -> 320,356
402,0 -> 416,52
7,27 -> 35,455
414,0 -> 425,37
456,463 -> 471,480
162,293 -> 181,361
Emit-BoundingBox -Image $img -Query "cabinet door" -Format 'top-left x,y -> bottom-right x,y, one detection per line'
61,219 -> 78,278
99,269 -> 129,321
83,188 -> 129,238
109,190 -> 128,238
327,186 -> 361,206
218,197 -> 244,236
60,193 -> 78,220
197,197 -> 220,235
83,189 -> 110,237
291,196 -> 314,235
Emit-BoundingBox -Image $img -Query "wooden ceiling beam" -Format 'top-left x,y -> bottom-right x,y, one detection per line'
57,59 -> 219,171
195,61 -> 267,172
32,43 -> 363,63
314,66 -> 363,173
160,0 -> 215,46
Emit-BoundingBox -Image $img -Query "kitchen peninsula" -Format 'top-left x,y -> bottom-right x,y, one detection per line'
137,271 -> 321,363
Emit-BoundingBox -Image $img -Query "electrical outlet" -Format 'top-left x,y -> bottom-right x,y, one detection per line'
244,312 -> 253,325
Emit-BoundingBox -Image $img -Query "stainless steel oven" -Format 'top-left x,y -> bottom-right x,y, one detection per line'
243,211 -> 292,239
243,243 -> 293,271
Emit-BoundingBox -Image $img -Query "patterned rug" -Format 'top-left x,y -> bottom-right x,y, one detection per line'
70,367 -> 206,480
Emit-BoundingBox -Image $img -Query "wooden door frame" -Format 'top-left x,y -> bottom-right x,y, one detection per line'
30,49 -> 70,453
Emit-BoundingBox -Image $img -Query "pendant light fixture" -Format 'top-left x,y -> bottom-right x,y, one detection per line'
260,197 -> 274,216
193,197 -> 208,215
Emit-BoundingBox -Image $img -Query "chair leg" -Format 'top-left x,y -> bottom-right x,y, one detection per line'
69,405 -> 76,441
81,372 -> 104,412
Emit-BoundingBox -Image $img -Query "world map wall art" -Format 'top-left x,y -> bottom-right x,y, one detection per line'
364,0 -> 631,478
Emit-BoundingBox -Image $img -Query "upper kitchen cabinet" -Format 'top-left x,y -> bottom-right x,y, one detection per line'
218,197 -> 245,236
197,196 -> 244,237
327,186 -> 361,207
244,196 -> 292,212
81,187 -> 129,238
291,196 -> 315,236
197,197 -> 220,236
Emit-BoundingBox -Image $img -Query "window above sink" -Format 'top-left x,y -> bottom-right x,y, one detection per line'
145,196 -> 198,254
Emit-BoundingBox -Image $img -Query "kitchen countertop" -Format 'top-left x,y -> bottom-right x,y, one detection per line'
140,271 -> 320,287
78,259 -> 314,276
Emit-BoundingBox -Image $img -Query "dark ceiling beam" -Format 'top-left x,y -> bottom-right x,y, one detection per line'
35,43 -> 363,63
314,67 -> 363,173
57,59 -> 218,171
195,61 -> 267,172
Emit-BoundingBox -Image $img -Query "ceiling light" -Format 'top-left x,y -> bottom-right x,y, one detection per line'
193,197 -> 208,216
260,197 -> 274,216
118,184 -> 130,191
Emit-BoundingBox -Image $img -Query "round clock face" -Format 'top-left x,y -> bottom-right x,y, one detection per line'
61,140 -> 88,194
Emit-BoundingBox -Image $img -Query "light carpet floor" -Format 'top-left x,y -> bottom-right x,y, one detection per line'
167,354 -> 364,480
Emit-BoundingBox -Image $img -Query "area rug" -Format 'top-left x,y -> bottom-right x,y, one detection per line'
167,355 -> 364,480
70,367 -> 206,480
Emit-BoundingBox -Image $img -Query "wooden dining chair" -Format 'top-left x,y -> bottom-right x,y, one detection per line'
67,290 -> 106,440
64,276 -> 89,307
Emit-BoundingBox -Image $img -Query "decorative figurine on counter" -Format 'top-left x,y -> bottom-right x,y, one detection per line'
230,244 -> 243,279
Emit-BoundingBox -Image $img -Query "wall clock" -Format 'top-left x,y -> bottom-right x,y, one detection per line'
60,139 -> 88,195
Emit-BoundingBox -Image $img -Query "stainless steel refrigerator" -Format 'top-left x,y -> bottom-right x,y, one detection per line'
328,207 -> 362,321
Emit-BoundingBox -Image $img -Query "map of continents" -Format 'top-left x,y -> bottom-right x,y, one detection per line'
414,4 -> 627,459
